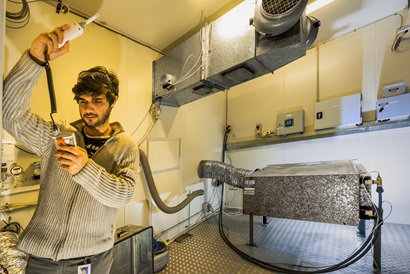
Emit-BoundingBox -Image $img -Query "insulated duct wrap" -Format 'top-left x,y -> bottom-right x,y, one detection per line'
139,149 -> 204,214
0,232 -> 27,273
242,160 -> 371,226
197,160 -> 372,226
197,160 -> 253,189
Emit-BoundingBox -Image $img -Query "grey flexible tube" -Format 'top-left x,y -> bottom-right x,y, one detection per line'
197,160 -> 253,189
139,149 -> 204,214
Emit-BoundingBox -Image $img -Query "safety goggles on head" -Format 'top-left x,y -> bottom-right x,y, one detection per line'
77,70 -> 112,86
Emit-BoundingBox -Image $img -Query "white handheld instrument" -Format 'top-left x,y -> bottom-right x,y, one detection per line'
59,13 -> 100,48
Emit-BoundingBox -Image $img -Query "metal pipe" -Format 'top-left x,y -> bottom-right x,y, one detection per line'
139,149 -> 204,214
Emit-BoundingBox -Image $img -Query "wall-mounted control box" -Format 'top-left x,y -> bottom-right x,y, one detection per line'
315,93 -> 362,130
276,109 -> 304,136
382,82 -> 406,98
377,93 -> 410,121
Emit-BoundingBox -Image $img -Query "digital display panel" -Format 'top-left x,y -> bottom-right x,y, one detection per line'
285,118 -> 294,127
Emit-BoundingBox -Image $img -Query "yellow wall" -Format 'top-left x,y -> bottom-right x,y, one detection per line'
2,1 -> 226,237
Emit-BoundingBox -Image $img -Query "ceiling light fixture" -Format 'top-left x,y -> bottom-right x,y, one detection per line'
306,0 -> 334,14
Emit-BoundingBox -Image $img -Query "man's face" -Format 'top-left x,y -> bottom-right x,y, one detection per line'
78,94 -> 112,129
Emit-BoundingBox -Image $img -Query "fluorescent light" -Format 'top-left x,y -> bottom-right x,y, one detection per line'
306,0 -> 334,14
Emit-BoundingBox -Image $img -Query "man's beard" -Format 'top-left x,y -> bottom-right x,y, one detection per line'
82,107 -> 111,128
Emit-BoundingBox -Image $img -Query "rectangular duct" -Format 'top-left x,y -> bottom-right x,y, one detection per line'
152,1 -> 308,107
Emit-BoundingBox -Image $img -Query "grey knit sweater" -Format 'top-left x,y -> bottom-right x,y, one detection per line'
3,51 -> 139,261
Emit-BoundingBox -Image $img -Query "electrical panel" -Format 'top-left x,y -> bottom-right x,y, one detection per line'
276,109 -> 304,136
377,93 -> 410,121
314,93 -> 362,130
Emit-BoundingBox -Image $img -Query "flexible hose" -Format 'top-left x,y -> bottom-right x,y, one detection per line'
139,149 -> 204,214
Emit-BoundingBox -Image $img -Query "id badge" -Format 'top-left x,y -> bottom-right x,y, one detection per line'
78,264 -> 91,274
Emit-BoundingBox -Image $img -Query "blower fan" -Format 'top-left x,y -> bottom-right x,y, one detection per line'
254,0 -> 320,48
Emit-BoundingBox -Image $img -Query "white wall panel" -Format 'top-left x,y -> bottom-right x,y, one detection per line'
318,30 -> 363,100
227,127 -> 410,225
226,1 -> 410,225
311,0 -> 407,46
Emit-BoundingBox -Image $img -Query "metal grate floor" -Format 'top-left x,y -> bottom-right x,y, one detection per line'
158,210 -> 410,274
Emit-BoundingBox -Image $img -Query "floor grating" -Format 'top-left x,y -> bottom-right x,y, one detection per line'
158,211 -> 410,274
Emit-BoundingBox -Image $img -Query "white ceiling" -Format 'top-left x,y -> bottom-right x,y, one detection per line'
60,0 -> 236,53
58,0 -> 408,54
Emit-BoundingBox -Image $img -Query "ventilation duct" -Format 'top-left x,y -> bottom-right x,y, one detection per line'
153,0 -> 320,107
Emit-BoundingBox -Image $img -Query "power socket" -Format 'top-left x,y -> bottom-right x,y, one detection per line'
202,202 -> 210,214
256,123 -> 262,135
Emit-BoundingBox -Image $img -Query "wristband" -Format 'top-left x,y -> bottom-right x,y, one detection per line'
29,51 -> 47,66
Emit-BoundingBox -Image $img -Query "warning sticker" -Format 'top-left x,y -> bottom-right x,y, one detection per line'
243,179 -> 255,195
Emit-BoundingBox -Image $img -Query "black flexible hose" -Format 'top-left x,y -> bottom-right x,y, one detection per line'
139,149 -> 204,214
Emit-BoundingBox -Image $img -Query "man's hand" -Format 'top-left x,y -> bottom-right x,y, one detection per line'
29,24 -> 71,63
54,144 -> 89,175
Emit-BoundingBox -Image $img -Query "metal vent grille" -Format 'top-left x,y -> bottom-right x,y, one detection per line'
262,0 -> 300,15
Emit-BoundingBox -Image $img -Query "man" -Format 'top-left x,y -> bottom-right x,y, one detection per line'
3,25 -> 139,273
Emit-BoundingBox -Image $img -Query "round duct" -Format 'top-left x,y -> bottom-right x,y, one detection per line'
254,0 -> 308,36
305,16 -> 321,48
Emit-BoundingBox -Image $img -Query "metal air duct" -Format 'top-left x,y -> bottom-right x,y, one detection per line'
153,0 -> 320,107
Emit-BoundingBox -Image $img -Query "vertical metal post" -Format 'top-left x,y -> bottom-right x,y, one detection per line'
262,216 -> 268,226
373,226 -> 381,270
249,213 -> 255,246
356,219 -> 366,237
373,187 -> 383,270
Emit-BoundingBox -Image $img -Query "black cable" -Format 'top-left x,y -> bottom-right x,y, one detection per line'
6,0 -> 28,19
6,0 -> 30,29
0,221 -> 23,234
44,62 -> 57,114
215,125 -> 231,187
44,55 -> 59,135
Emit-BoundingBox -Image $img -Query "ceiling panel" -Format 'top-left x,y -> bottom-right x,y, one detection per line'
61,0 -> 233,52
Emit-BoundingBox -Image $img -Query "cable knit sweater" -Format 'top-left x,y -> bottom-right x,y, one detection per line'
2,51 -> 139,261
